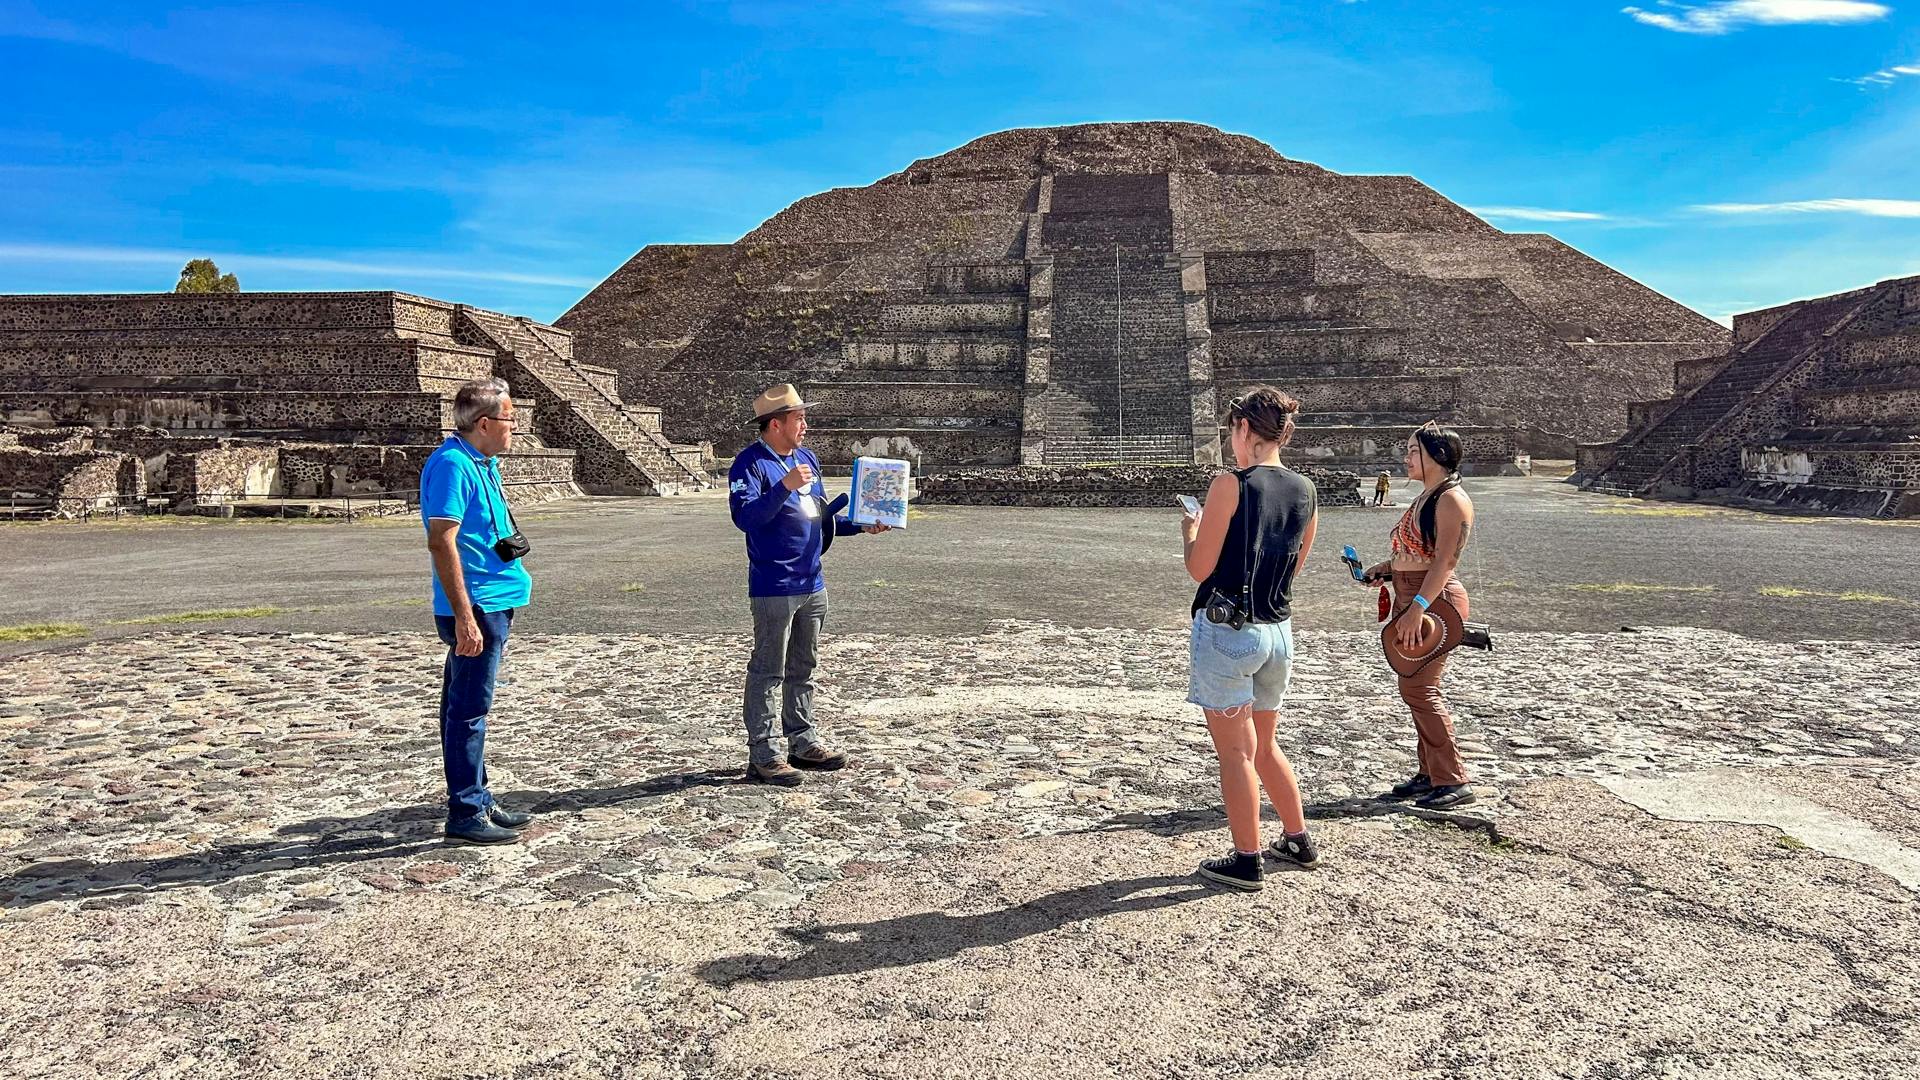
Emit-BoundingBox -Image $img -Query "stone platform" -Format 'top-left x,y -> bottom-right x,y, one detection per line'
915,464 -> 1363,506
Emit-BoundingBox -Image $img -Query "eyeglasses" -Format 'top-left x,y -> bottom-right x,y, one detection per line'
481,411 -> 516,425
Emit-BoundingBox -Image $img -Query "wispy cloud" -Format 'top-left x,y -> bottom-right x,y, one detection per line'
1622,0 -> 1890,34
1692,198 -> 1920,218
1850,61 -> 1920,87
0,244 -> 594,288
917,1 -> 1041,15
900,0 -> 1043,30
0,3 -> 415,87
1470,206 -> 1611,222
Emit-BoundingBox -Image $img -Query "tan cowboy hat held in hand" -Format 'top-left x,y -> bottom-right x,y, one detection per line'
751,383 -> 818,422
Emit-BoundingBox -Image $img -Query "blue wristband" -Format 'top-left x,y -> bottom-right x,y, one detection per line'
1413,595 -> 1431,611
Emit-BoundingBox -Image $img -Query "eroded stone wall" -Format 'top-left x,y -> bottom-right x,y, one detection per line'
916,464 -> 1363,507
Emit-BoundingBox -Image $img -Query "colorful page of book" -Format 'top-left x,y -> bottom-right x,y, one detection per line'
848,456 -> 911,528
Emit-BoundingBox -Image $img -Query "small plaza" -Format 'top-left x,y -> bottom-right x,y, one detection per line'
4,481 -> 1918,1077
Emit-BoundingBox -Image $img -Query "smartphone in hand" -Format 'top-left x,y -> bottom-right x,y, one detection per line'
1176,494 -> 1202,516
1340,544 -> 1368,581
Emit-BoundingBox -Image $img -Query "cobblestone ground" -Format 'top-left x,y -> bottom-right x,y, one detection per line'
3,625 -> 1915,923
3,624 -> 1918,1077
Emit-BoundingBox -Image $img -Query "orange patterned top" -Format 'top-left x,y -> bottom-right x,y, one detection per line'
1389,499 -> 1435,566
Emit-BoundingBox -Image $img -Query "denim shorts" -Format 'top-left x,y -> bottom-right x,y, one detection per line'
1187,612 -> 1294,712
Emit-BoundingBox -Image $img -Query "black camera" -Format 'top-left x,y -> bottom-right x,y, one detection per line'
1203,590 -> 1247,630
492,530 -> 531,564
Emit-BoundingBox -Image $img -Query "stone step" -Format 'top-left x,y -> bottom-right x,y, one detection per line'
1583,483 -> 1641,497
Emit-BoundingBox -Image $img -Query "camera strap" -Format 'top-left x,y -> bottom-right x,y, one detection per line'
477,458 -> 519,545
1237,470 -> 1266,615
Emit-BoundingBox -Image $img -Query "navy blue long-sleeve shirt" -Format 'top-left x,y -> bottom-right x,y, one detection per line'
730,441 -> 861,597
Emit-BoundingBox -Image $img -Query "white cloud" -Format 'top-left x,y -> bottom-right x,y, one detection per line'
901,0 -> 1042,29
1851,62 -> 1920,87
1691,198 -> 1920,218
0,4 -> 422,93
1622,1 -> 1889,34
0,243 -> 594,288
911,0 -> 1040,17
1470,206 -> 1611,222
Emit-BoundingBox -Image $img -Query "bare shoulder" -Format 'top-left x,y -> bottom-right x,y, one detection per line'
1438,485 -> 1473,517
1204,470 -> 1239,506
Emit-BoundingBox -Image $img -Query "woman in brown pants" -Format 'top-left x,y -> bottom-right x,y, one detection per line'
1360,423 -> 1476,809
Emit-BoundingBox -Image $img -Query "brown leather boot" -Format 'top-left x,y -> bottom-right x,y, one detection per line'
747,760 -> 804,787
789,745 -> 849,771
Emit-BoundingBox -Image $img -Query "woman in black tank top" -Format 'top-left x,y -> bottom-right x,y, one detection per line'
1179,386 -> 1322,890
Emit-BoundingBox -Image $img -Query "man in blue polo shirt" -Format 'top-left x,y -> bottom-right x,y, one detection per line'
420,377 -> 534,844
731,383 -> 889,786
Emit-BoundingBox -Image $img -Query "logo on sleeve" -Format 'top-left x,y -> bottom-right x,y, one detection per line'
730,479 -> 747,494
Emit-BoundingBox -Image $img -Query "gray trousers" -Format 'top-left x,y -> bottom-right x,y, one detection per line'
744,589 -> 829,765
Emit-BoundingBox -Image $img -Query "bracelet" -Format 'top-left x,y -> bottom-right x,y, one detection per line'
1412,595 -> 1431,611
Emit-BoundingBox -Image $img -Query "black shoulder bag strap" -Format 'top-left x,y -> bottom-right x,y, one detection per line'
1238,472 -> 1266,618
480,459 -> 531,564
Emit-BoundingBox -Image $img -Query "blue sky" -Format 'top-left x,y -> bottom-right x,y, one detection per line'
2,0 -> 1917,323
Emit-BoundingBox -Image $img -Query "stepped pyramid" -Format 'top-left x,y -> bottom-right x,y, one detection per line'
0,292 -> 710,514
1581,274 -> 1920,517
561,122 -> 1727,471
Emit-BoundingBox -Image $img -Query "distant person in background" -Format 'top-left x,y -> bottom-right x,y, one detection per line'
1358,422 -> 1477,810
729,384 -> 890,787
1373,471 -> 1392,506
420,377 -> 535,845
1180,386 -> 1321,891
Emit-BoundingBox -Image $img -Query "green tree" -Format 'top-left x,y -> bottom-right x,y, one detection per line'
174,258 -> 239,294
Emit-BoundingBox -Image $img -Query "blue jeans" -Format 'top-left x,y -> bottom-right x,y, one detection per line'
434,607 -> 514,824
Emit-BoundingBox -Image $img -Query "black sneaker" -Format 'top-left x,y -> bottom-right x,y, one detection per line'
1265,832 -> 1322,870
445,817 -> 520,845
1416,784 -> 1477,810
1383,773 -> 1433,801
1196,851 -> 1264,892
488,803 -> 533,829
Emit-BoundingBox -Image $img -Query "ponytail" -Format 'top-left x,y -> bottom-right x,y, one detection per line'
1413,423 -> 1464,549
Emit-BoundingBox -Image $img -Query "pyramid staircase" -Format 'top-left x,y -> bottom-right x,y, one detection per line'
1035,174 -> 1195,466
457,307 -> 710,495
1584,290 -> 1874,496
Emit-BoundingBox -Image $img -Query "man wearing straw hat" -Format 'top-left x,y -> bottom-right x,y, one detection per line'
730,384 -> 890,786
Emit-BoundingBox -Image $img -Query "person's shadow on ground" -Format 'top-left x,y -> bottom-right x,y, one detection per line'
0,768 -> 739,908
697,873 -> 1216,985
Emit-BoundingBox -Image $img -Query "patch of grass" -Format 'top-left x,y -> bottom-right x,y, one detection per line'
1590,505 -> 1716,518
619,582 -> 647,593
1758,586 -> 1906,603
905,507 -> 931,521
109,606 -> 284,626
1566,583 -> 1715,594
1776,835 -> 1811,852
0,623 -> 89,642
1406,816 -> 1530,855
866,579 -> 895,588
367,597 -> 428,608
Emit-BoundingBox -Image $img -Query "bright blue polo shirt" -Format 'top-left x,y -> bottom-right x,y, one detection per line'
420,435 -> 533,616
